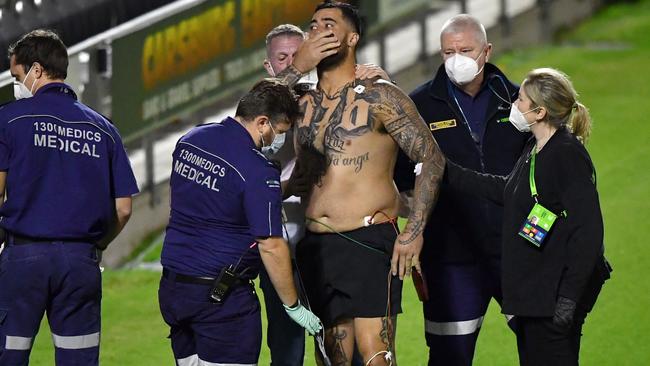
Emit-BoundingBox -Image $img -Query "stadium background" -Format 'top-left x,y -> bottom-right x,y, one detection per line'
0,0 -> 647,364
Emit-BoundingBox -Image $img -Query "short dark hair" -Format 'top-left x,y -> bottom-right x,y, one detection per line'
315,1 -> 363,38
8,29 -> 68,80
236,79 -> 301,126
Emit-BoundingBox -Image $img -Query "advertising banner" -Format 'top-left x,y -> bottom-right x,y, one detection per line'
111,0 -> 323,140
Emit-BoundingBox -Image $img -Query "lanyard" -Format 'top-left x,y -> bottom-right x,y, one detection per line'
529,144 -> 595,219
447,80 -> 479,144
529,147 -> 538,202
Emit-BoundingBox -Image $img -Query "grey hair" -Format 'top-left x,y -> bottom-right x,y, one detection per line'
440,14 -> 487,46
265,24 -> 305,46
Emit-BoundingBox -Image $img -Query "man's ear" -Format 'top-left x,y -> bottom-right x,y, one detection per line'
32,62 -> 44,79
253,115 -> 270,131
485,43 -> 493,63
348,33 -> 359,47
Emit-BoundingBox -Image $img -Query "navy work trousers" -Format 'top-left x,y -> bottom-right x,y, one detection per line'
0,242 -> 102,366
158,271 -> 261,365
423,259 -> 513,366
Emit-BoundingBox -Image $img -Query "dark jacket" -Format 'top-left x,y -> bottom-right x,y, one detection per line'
446,128 -> 608,316
394,63 -> 529,263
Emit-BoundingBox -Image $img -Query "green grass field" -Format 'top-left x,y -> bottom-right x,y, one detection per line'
27,0 -> 650,364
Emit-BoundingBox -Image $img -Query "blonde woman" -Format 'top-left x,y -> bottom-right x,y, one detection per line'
446,68 -> 611,365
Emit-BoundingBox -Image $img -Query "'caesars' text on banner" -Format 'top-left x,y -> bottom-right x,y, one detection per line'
111,0 -> 324,141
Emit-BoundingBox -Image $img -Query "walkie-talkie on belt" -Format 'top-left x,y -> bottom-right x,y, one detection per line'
210,242 -> 258,303
210,265 -> 239,303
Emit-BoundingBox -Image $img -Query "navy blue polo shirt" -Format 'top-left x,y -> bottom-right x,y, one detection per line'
448,79 -> 491,145
0,83 -> 139,240
161,117 -> 284,278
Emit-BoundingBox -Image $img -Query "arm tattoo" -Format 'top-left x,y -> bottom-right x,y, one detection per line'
377,83 -> 445,244
274,64 -> 303,88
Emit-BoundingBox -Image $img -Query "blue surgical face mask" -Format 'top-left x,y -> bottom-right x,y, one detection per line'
260,122 -> 286,155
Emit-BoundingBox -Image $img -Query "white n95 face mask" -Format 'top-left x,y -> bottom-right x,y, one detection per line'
444,50 -> 485,85
509,104 -> 540,132
260,122 -> 286,155
13,65 -> 37,100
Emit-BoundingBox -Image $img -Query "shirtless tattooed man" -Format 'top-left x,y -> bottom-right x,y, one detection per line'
276,2 -> 445,365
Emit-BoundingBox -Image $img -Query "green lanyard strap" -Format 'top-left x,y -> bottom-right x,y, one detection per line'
529,147 -> 569,217
529,147 -> 538,202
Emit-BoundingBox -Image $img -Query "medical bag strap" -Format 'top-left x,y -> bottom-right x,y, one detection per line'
589,158 -> 598,188
588,158 -> 607,255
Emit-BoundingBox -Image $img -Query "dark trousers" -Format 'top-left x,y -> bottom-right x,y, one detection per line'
259,267 -> 305,366
515,257 -> 609,366
423,259 -> 513,366
516,310 -> 586,366
158,273 -> 261,365
0,242 -> 102,366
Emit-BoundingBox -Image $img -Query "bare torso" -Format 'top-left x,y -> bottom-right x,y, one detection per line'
297,78 -> 401,232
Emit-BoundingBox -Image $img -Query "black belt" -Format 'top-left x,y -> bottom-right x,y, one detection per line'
163,268 -> 215,285
162,268 -> 251,287
8,234 -> 93,246
163,268 -> 253,287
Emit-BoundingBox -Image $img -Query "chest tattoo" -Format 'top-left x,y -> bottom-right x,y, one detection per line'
296,82 -> 383,182
300,86 -> 380,152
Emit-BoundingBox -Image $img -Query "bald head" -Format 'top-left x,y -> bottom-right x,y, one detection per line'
440,14 -> 492,92
440,14 -> 487,47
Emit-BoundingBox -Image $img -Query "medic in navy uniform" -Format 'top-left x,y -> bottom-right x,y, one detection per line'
394,16 -> 528,365
0,30 -> 138,365
158,79 -> 321,366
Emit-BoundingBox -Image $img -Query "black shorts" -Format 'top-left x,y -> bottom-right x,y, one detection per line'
295,223 -> 403,327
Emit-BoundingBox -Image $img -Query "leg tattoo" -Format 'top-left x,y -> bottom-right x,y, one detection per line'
372,316 -> 396,365
381,317 -> 397,351
326,326 -> 349,366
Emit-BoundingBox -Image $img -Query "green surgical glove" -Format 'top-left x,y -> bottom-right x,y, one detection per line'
283,300 -> 323,335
